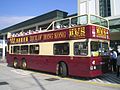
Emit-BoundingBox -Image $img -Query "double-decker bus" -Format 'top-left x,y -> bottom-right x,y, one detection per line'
6,14 -> 110,77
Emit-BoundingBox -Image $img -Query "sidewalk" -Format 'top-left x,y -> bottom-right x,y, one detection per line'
0,58 -> 6,63
88,72 -> 120,85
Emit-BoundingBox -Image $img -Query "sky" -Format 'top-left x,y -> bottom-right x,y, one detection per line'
0,0 -> 77,30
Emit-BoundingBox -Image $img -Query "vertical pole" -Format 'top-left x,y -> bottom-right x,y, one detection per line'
36,25 -> 39,30
78,0 -> 80,16
2,35 -> 6,61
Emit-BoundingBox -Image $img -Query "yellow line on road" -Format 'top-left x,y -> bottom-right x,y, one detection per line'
32,72 -> 120,88
63,77 -> 120,88
16,69 -> 120,89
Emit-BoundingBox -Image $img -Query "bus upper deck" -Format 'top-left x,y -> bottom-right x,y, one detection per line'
7,14 -> 109,38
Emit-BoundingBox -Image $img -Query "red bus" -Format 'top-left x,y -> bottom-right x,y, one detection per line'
6,14 -> 110,77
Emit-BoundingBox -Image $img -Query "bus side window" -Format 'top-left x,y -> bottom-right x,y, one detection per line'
13,46 -> 20,54
74,42 -> 88,56
21,45 -> 28,54
54,43 -> 69,55
30,45 -> 39,54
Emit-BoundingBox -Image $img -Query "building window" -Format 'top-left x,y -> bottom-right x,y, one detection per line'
99,0 -> 111,17
54,43 -> 69,55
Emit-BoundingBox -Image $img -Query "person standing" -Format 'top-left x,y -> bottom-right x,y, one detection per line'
117,53 -> 120,77
111,49 -> 117,72
109,50 -> 113,71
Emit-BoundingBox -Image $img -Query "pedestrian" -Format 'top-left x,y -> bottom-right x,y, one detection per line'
109,50 -> 113,71
116,53 -> 120,77
111,49 -> 117,72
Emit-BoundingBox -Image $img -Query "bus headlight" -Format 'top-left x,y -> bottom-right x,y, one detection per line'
90,66 -> 96,70
90,66 -> 94,70
94,66 -> 96,69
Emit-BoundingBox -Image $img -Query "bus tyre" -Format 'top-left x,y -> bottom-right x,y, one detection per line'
59,62 -> 68,77
13,59 -> 18,68
21,60 -> 27,69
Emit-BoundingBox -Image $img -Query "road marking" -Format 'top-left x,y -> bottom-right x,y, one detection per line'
9,67 -> 120,88
32,72 -> 120,88
11,69 -> 32,76
63,77 -> 120,88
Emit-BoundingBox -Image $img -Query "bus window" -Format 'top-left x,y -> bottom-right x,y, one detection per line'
74,42 -> 88,56
91,41 -> 109,56
71,15 -> 88,27
54,43 -> 69,55
21,45 -> 28,54
91,41 -> 99,56
30,45 -> 39,54
90,15 -> 108,28
11,46 -> 13,54
13,46 -> 20,54
101,42 -> 109,56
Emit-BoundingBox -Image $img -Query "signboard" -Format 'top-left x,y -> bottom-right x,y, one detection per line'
9,25 -> 109,44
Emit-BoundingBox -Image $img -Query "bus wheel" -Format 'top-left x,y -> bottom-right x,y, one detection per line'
13,59 -> 18,68
58,62 -> 68,77
21,59 -> 27,69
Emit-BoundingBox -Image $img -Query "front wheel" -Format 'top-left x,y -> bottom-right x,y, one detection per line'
58,62 -> 68,77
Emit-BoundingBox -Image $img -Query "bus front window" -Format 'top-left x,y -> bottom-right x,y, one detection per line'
91,41 -> 99,56
91,41 -> 109,56
101,42 -> 109,56
90,15 -> 108,28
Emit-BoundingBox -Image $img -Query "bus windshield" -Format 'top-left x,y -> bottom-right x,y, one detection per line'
90,15 -> 108,28
91,41 -> 109,56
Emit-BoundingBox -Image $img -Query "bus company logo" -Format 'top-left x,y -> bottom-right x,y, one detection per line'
96,27 -> 108,39
69,27 -> 85,38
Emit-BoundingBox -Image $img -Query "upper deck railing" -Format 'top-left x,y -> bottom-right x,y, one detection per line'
48,14 -> 109,30
7,14 -> 109,38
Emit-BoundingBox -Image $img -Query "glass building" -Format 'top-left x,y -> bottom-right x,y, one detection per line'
99,0 -> 111,17
99,0 -> 120,48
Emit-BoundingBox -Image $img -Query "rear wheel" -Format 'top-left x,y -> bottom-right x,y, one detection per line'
58,62 -> 68,77
21,59 -> 27,69
13,59 -> 18,68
